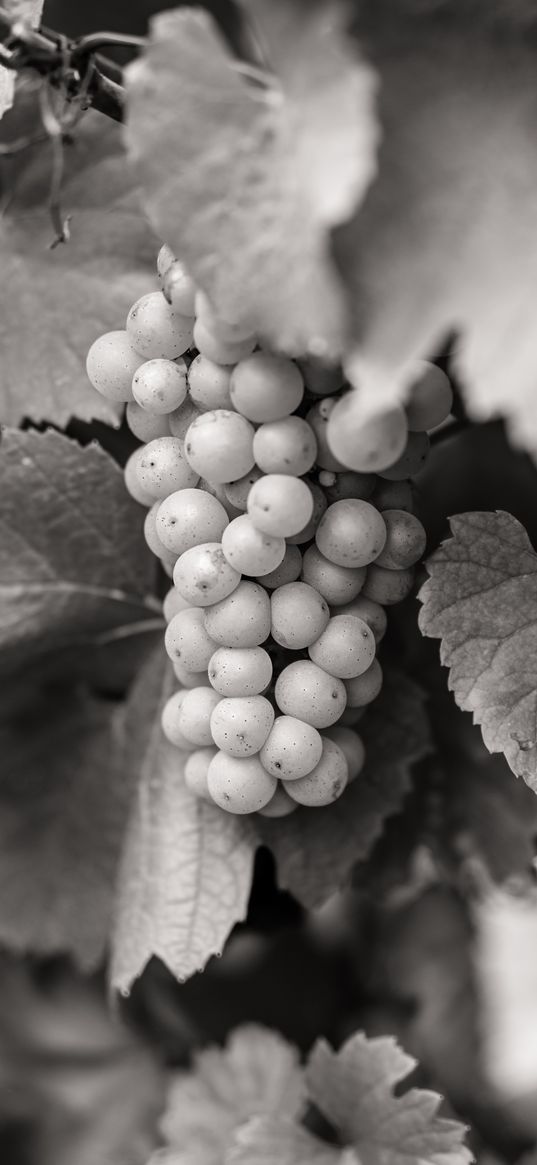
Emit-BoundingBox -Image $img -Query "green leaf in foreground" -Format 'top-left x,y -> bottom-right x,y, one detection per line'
111,652 -> 256,992
419,510 -> 537,788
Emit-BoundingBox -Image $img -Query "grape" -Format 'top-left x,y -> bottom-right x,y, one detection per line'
161,690 -> 197,750
327,392 -> 408,472
306,399 -> 346,471
324,470 -> 376,503
178,686 -> 222,746
373,479 -> 414,513
283,737 -> 348,806
363,564 -> 415,605
126,401 -> 170,442
207,752 -> 277,814
184,747 -> 217,801
164,608 -> 217,671
338,595 -> 387,644
188,354 -> 232,411
168,396 -> 201,440
286,482 -> 328,545
230,353 -> 304,422
308,614 -> 376,679
224,467 -> 264,511
173,543 -> 241,606
136,437 -> 199,500
124,448 -> 155,507
247,475 -> 314,538
163,586 -> 192,622
184,410 -> 255,483
208,646 -> 272,696
257,786 -> 298,817
143,503 -> 170,559
195,290 -> 255,343
301,545 -> 365,605
324,726 -> 365,782
253,416 -> 317,477
375,509 -> 426,570
200,479 -> 243,522
210,696 -> 274,757
405,361 -> 453,431
270,582 -> 329,649
132,358 -> 188,414
297,357 -> 344,396
193,318 -> 256,365
127,292 -> 193,359
204,581 -> 271,647
274,661 -> 346,728
345,658 -> 383,707
156,488 -> 228,555
259,715 -> 323,780
222,514 -> 285,577
86,330 -> 144,401
315,500 -> 387,568
378,431 -> 430,480
157,243 -> 176,280
162,261 -> 197,317
257,544 -> 302,589
173,660 -> 212,688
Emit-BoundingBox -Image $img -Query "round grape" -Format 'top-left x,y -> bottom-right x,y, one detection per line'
127,292 -> 193,359
230,353 -> 304,422
164,608 -> 217,671
173,543 -> 241,606
297,357 -> 344,396
283,738 -> 348,807
324,726 -> 365,782
275,661 -> 346,728
259,715 -> 323,780
308,614 -> 376,679
338,595 -> 387,644
253,416 -> 317,476
163,586 -> 192,622
178,686 -> 222,746
156,488 -> 228,555
301,545 -> 365,606
315,500 -> 386,568
136,437 -> 199,500
126,401 -> 170,442
210,696 -> 275,757
324,471 -> 376,504
187,354 -> 233,412
204,581 -> 271,648
286,482 -> 328,545
306,399 -> 346,471
184,747 -> 217,801
208,752 -> 277,814
184,410 -> 255,483
327,392 -> 408,473
405,361 -> 453,431
373,479 -> 414,513
193,318 -> 256,365
124,448 -> 155,507
224,466 -> 264,511
378,432 -> 430,481
86,330 -> 144,401
143,503 -> 169,559
257,787 -> 298,817
161,690 -> 196,750
345,658 -> 383,707
375,509 -> 426,570
173,660 -> 212,688
247,475 -> 314,539
168,395 -> 201,440
270,582 -> 329,649
208,646 -> 272,697
132,357 -> 187,414
222,514 -> 285,577
258,544 -> 302,589
363,564 -> 415,605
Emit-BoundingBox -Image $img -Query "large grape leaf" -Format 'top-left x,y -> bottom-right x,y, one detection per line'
334,4 -> 537,456
111,651 -> 256,992
256,668 -> 431,907
0,3 -> 43,120
0,88 -> 157,425
419,511 -> 537,790
0,427 -> 161,678
125,1 -> 378,356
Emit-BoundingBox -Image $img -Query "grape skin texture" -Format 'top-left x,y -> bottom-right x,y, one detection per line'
178,686 -> 222,746
124,449 -> 157,507
207,753 -> 277,814
173,660 -> 212,688
405,360 -> 453,431
270,582 -> 329,649
275,661 -> 347,728
306,399 -> 346,472
163,587 -> 192,622
208,646 -> 273,696
222,514 -> 285,577
224,467 -> 264,511
375,509 -> 427,570
247,475 -> 314,538
338,595 -> 387,644
284,737 -> 348,807
315,499 -> 387,568
156,488 -> 228,555
86,330 -> 144,401
188,354 -> 233,412
286,482 -> 328,545
230,352 -> 304,422
257,786 -> 298,817
204,581 -> 271,647
126,401 -> 170,442
210,696 -> 275,757
168,396 -> 201,440
327,393 -> 408,473
308,614 -> 376,679
173,543 -> 241,606
363,564 -> 415,605
345,658 -> 383,707
258,544 -> 302,589
259,715 -> 323,780
253,416 -> 317,476
164,608 -> 217,671
132,358 -> 187,414
324,726 -> 365,782
161,691 -> 196,750
127,292 -> 193,359
184,748 -> 217,801
184,410 -> 255,484
136,437 -> 200,500
302,545 -> 366,606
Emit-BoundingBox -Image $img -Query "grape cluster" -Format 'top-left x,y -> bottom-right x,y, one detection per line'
86,246 -> 452,819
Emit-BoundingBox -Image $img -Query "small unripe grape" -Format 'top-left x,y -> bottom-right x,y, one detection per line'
184,410 -> 255,483
405,361 -> 453,431
375,509 -> 426,570
284,737 -> 348,807
222,514 -> 285,577
270,582 -> 329,649
195,290 -> 255,342
204,581 -> 271,648
224,467 -> 264,511
178,686 -> 222,746
163,586 -> 192,622
324,470 -> 376,504
258,544 -> 302,589
164,608 -> 217,671
257,786 -> 298,817
373,479 -> 414,513
338,595 -> 387,644
363,564 -> 415,605
302,545 -> 365,606
124,448 -> 155,507
315,500 -> 387,568
127,292 -> 193,359
345,658 -> 383,707
286,482 -> 328,545
260,715 -> 323,780
327,392 -> 408,473
136,437 -> 199,500
324,726 -> 365,782
297,357 -> 344,396
173,543 -> 241,606
253,416 -> 317,476
156,488 -> 228,555
210,696 -> 274,757
378,432 -> 430,481
126,401 -> 170,442
306,399 -> 346,471
86,330 -> 144,401
207,752 -> 277,814
163,260 -> 197,316
208,646 -> 272,697
230,353 -> 304,422
184,747 -> 217,801
168,395 -> 201,440
188,354 -> 233,412
308,614 -> 376,679
132,357 -> 187,414
161,690 -> 196,750
247,475 -> 314,538
275,660 -> 346,728
173,660 -> 212,688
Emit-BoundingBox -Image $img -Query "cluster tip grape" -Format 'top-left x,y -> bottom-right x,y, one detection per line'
86,247 -> 453,818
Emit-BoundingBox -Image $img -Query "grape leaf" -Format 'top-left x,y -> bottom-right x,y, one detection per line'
228,1118 -> 344,1165
0,686 -> 133,968
419,511 -> 537,789
0,428 -> 161,678
0,88 -> 157,425
334,5 -> 537,455
125,2 -> 378,356
0,3 -> 43,120
150,1025 -> 305,1165
111,651 -> 256,992
256,668 -> 431,907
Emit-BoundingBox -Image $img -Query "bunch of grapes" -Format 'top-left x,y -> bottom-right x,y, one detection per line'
86,246 -> 452,819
